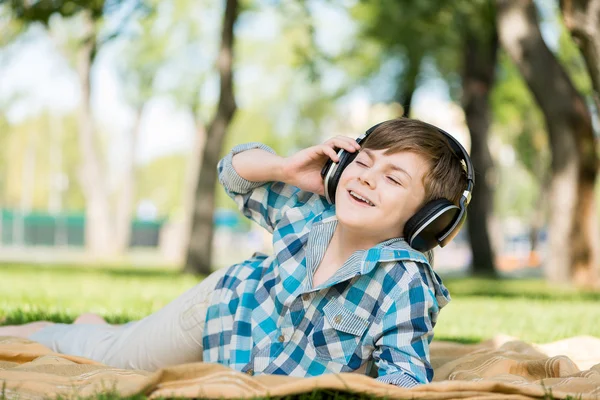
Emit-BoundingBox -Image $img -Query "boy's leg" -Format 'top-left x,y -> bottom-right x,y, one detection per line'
25,266 -> 229,371
0,314 -> 110,338
0,321 -> 54,338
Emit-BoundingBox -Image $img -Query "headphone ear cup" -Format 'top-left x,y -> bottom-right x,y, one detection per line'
326,150 -> 358,204
404,198 -> 459,252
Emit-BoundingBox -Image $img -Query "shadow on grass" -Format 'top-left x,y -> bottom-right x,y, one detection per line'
449,290 -> 600,301
2,310 -> 140,326
434,336 -> 481,345
59,388 -> 389,400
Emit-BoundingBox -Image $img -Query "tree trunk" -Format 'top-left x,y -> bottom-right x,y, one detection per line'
497,0 -> 599,286
176,118 -> 206,263
184,0 -> 239,275
115,105 -> 143,254
560,0 -> 600,115
461,14 -> 499,277
396,49 -> 423,117
76,11 -> 114,256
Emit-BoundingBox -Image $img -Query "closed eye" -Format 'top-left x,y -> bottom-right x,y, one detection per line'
356,161 -> 369,167
387,176 -> 402,185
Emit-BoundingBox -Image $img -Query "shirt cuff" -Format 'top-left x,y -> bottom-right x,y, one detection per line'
218,142 -> 277,194
375,372 -> 422,388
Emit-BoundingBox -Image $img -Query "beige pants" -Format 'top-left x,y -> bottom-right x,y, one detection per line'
29,267 -> 229,371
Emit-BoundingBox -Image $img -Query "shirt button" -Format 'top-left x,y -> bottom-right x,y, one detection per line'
278,335 -> 285,342
302,293 -> 310,301
334,315 -> 342,324
246,368 -> 254,376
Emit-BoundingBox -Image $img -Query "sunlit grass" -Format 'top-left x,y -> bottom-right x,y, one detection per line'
0,263 -> 201,325
436,277 -> 600,343
2,263 -> 599,344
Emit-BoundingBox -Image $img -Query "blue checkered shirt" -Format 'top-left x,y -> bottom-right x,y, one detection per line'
202,143 -> 451,388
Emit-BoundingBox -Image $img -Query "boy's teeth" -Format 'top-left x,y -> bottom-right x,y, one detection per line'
350,191 -> 374,206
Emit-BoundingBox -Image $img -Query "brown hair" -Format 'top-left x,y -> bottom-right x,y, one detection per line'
360,118 -> 468,206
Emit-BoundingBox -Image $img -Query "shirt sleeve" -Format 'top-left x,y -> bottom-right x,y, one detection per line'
372,271 -> 436,388
217,142 -> 325,233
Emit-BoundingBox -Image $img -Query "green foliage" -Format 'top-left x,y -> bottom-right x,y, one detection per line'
0,112 -> 85,211
493,164 -> 540,220
216,109 -> 281,212
146,0 -> 218,119
558,29 -> 593,97
0,3 -> 26,46
135,154 -> 187,218
116,0 -> 166,109
2,0 -> 106,24
490,52 -> 550,219
348,0 -> 496,104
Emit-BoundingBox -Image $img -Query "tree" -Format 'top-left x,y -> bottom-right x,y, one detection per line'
3,0 -> 141,256
560,0 -> 600,115
350,1 -> 499,274
75,8 -> 115,255
460,2 -> 499,277
492,53 -> 552,262
351,1 -> 457,116
114,4 -> 164,253
497,0 -> 599,285
185,0 -> 239,275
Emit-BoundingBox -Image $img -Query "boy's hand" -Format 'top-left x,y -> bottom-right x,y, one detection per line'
281,136 -> 361,195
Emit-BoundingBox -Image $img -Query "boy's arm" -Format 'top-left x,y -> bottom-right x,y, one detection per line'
218,142 -> 282,195
218,143 -> 323,233
372,272 -> 436,388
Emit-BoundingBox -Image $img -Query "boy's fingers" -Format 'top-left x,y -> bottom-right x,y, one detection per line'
321,145 -> 339,162
326,136 -> 360,152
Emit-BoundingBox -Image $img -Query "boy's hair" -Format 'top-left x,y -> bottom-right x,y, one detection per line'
360,118 -> 468,206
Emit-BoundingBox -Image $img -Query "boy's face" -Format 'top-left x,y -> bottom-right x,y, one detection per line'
335,148 -> 429,242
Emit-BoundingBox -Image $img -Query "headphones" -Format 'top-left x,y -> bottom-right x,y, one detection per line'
320,120 -> 474,252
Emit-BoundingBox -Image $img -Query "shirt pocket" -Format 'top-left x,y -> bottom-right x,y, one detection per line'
311,300 -> 370,364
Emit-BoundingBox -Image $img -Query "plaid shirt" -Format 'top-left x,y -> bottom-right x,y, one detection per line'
203,143 -> 451,388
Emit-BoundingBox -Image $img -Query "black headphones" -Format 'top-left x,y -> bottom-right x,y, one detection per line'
320,120 -> 474,252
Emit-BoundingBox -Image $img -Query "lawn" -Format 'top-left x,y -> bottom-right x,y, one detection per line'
2,262 -> 599,343
1,262 -> 599,399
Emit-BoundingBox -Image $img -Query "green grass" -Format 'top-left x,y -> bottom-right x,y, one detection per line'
0,263 -> 202,324
436,277 -> 600,343
1,262 -> 598,343
1,262 -> 598,400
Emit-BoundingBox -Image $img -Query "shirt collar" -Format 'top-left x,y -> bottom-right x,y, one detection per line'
312,205 -> 451,308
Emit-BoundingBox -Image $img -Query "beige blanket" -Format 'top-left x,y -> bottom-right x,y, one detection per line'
0,335 -> 599,399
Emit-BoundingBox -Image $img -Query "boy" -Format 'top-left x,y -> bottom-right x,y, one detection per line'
0,118 -> 470,388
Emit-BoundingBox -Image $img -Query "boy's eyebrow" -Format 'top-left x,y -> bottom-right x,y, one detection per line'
361,148 -> 413,181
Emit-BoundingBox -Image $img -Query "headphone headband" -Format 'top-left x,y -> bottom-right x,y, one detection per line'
360,121 -> 474,196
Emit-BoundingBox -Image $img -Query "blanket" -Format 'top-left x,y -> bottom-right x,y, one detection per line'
0,335 -> 599,399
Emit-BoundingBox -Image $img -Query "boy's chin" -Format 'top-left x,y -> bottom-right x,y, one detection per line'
335,210 -> 372,230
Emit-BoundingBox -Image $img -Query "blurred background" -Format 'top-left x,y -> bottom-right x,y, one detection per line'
0,0 -> 599,289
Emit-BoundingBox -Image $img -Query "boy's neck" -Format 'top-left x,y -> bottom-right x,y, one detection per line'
332,223 -> 383,258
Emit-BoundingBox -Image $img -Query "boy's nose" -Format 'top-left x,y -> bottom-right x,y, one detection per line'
358,170 -> 376,188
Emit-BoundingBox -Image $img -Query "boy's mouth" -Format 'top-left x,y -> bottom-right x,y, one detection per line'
347,190 -> 375,207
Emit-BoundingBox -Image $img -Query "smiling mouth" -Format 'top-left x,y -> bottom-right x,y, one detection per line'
347,190 -> 375,207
